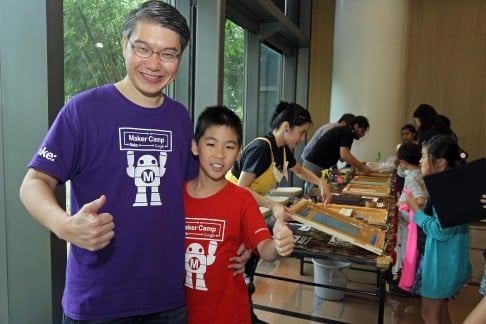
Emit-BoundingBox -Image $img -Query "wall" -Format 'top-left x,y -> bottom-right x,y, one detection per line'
1,0 -> 65,323
308,0 -> 485,162
404,0 -> 486,161
307,0 -> 335,136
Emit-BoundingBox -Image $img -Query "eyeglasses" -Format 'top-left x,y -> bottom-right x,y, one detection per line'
129,41 -> 181,62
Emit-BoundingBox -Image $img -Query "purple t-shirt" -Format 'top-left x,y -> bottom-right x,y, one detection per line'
28,84 -> 198,320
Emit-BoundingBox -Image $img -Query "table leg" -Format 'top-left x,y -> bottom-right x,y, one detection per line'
377,268 -> 390,324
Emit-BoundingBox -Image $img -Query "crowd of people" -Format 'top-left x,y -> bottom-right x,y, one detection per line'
18,1 -> 484,323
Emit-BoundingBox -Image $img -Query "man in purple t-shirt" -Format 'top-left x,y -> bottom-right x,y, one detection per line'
19,1 -> 248,323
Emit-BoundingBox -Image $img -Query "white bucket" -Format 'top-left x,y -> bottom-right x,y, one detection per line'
312,258 -> 351,300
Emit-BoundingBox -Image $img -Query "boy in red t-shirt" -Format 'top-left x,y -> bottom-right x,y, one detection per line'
184,106 -> 294,323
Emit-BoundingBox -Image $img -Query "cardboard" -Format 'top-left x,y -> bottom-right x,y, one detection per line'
423,158 -> 486,228
290,200 -> 387,255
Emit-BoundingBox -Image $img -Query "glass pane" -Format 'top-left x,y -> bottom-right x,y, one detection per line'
258,44 -> 282,136
63,1 -> 142,101
223,20 -> 245,121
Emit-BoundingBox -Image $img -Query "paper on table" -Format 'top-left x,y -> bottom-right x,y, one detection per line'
339,208 -> 353,217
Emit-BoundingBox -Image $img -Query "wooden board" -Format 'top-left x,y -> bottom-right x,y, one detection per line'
350,175 -> 391,186
357,171 -> 393,178
290,200 -> 387,255
326,203 -> 389,226
341,183 -> 391,197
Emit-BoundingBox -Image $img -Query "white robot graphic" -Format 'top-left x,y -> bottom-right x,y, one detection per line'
185,241 -> 217,291
126,150 -> 167,206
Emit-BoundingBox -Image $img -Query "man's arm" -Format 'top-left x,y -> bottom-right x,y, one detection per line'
19,168 -> 115,251
340,147 -> 372,173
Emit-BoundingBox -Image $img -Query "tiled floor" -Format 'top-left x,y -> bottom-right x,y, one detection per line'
252,257 -> 482,323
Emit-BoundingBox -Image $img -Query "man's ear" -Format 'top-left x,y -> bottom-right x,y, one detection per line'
122,36 -> 128,59
191,139 -> 199,156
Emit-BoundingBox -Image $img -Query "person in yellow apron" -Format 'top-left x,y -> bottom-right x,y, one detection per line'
226,101 -> 331,324
226,101 -> 331,218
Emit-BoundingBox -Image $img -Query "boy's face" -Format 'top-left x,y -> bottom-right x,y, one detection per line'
398,159 -> 408,170
191,125 -> 240,181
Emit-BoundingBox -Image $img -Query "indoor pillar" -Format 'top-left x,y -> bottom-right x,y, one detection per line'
330,0 -> 408,162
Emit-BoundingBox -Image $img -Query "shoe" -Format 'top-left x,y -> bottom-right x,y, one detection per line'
390,286 -> 410,297
251,311 -> 268,324
390,284 -> 413,297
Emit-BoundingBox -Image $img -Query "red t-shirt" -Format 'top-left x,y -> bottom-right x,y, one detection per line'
184,181 -> 272,323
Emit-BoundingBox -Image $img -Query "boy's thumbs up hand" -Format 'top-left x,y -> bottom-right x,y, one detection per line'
272,216 -> 294,257
61,195 -> 115,251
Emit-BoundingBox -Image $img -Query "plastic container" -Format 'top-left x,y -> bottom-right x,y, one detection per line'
312,258 -> 351,300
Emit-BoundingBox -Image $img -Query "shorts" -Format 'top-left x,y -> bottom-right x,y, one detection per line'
410,252 -> 423,295
62,306 -> 187,324
480,251 -> 486,296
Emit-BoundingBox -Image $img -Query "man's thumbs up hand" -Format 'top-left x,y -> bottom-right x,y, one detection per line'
62,195 -> 115,251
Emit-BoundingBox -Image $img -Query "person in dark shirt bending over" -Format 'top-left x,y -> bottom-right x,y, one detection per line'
303,115 -> 373,193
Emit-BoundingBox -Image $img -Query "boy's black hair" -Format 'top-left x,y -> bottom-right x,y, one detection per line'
397,142 -> 421,165
194,106 -> 242,147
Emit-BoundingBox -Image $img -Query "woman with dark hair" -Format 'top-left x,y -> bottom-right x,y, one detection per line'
413,104 -> 468,162
227,101 -> 331,216
413,103 -> 450,145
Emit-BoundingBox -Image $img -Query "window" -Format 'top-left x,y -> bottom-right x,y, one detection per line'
224,1 -> 308,143
63,0 -> 174,103
223,20 -> 245,120
258,44 -> 282,135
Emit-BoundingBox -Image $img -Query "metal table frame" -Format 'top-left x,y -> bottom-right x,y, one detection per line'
253,236 -> 392,324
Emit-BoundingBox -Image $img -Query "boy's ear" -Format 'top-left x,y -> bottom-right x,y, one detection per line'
191,139 -> 199,156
